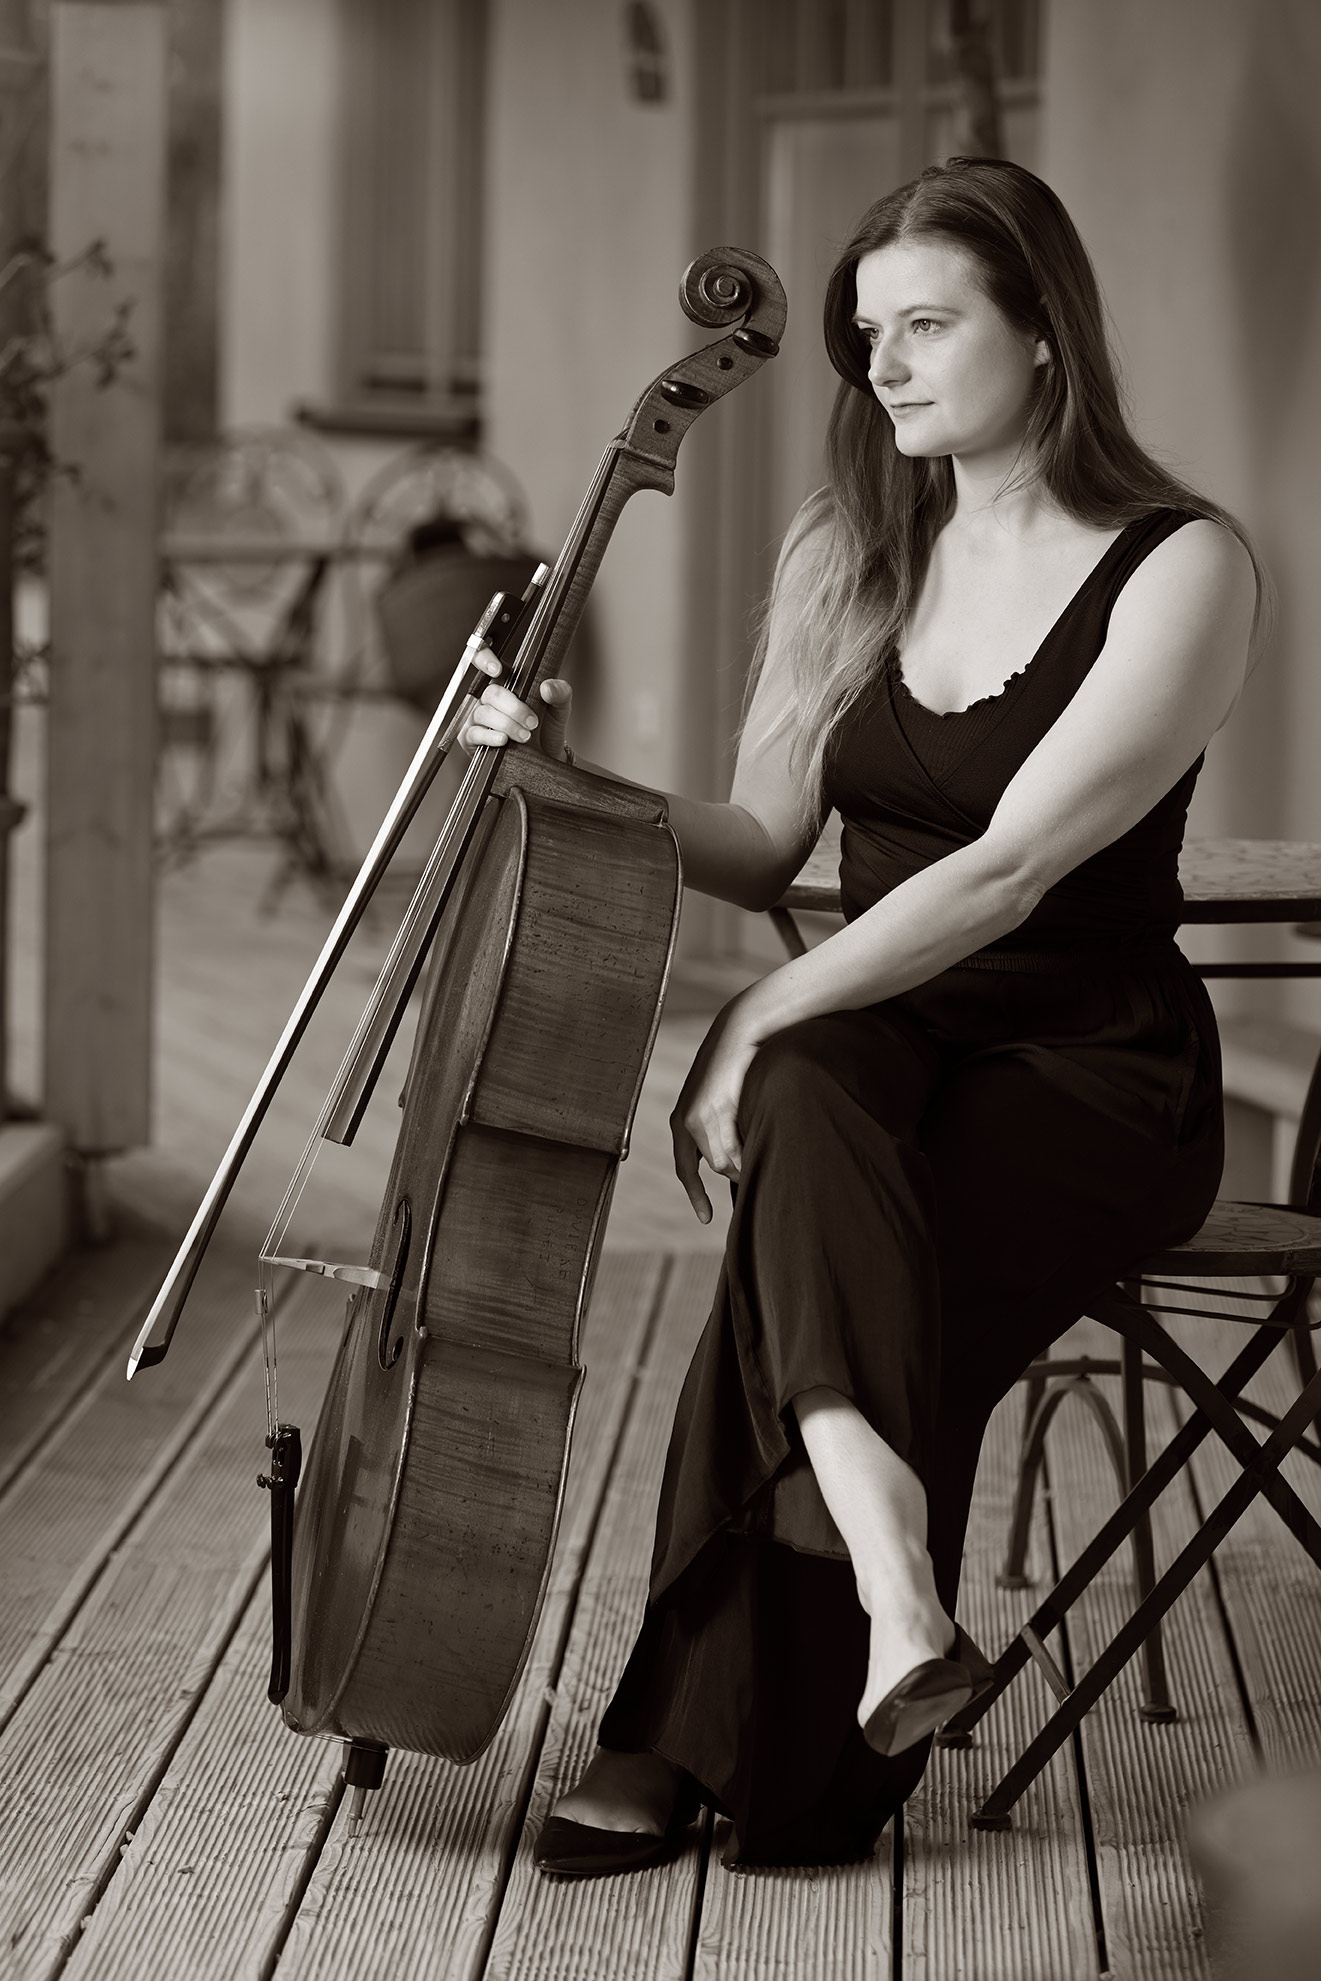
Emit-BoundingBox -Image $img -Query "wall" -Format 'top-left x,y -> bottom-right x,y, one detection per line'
483,0 -> 700,798
218,0 -> 340,428
1041,0 -> 1321,1017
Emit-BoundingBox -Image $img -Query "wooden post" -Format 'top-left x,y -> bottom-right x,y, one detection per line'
0,438 -> 20,1118
0,4 -> 40,1119
45,1 -> 166,1155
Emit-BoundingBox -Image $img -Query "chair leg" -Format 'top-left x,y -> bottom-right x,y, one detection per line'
1122,1331 -> 1176,1721
939,1323 -> 1278,1763
1020,1362 -> 1050,1429
1002,1361 -> 1129,1588
938,1368 -> 1131,1751
1113,1295 -> 1321,1567
969,1354 -> 1321,1829
1292,1319 -> 1321,1439
1000,1372 -> 1054,1590
767,905 -> 808,960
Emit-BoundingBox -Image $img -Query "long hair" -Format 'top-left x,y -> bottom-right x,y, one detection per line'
754,156 -> 1265,821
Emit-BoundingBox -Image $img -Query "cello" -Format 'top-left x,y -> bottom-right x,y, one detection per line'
128,247 -> 786,1822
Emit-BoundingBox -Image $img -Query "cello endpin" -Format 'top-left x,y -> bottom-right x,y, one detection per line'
347,1784 -> 368,1836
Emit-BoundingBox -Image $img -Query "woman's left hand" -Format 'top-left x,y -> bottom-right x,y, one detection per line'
670,998 -> 762,1224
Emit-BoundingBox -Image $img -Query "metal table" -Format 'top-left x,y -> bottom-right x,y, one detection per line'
156,534 -> 391,897
771,827 -> 1321,976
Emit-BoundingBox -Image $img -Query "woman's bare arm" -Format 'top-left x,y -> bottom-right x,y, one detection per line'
732,520 -> 1256,1039
667,519 -> 1255,1209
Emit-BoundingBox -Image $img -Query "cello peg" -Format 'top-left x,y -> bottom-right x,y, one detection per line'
659,376 -> 710,408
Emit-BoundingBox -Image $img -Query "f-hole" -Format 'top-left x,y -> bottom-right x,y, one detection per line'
377,1197 -> 411,1370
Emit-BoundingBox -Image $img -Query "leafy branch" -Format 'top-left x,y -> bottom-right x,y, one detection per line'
0,237 -> 136,569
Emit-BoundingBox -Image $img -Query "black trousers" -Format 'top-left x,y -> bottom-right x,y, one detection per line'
599,952 -> 1223,1863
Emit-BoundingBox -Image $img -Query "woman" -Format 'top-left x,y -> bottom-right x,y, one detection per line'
459,158 -> 1260,1872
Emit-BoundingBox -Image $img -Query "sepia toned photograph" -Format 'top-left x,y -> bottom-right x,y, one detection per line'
1,2 -> 1319,1976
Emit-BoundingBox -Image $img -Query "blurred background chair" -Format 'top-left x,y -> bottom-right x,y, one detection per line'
329,444 -> 598,895
347,443 -> 541,719
156,435 -> 565,907
155,424 -> 348,896
327,444 -> 545,900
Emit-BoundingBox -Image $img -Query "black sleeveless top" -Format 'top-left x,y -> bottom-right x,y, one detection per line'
823,509 -> 1201,964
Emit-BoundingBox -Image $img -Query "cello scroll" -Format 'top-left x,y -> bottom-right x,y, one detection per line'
613,247 -> 785,500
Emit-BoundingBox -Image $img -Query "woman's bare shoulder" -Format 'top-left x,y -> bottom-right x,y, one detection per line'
1139,514 -> 1255,593
1110,515 -> 1257,644
1092,514 -> 1257,735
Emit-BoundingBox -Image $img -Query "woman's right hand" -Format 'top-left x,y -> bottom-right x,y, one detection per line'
458,648 -> 574,765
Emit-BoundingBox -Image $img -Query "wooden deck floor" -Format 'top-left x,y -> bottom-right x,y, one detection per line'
4,840 -> 1321,1979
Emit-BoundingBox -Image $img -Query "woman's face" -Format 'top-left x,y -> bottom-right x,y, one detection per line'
851,237 -> 1048,465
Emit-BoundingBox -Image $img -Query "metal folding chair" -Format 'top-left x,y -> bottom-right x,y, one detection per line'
156,425 -> 348,891
937,1041 -> 1321,1828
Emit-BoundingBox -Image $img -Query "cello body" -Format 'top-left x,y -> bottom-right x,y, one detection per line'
283,748 -> 681,1758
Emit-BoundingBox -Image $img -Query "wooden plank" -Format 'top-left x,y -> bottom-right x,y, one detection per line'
105,839 -> 423,1256
695,1855 -> 890,1981
0,1267 -> 334,1980
0,1235 -> 265,1732
45,1 -> 168,1150
1043,1317 -> 1258,1981
0,1216 -> 175,1497
902,1373 -> 1097,1981
58,1584 -> 342,1981
1167,1302 -> 1321,1777
272,1251 -> 674,1981
482,1252 -> 717,1981
0,1122 -> 69,1326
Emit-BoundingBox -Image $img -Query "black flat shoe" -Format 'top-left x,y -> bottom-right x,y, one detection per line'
533,1777 -> 702,1879
862,1624 -> 995,1759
